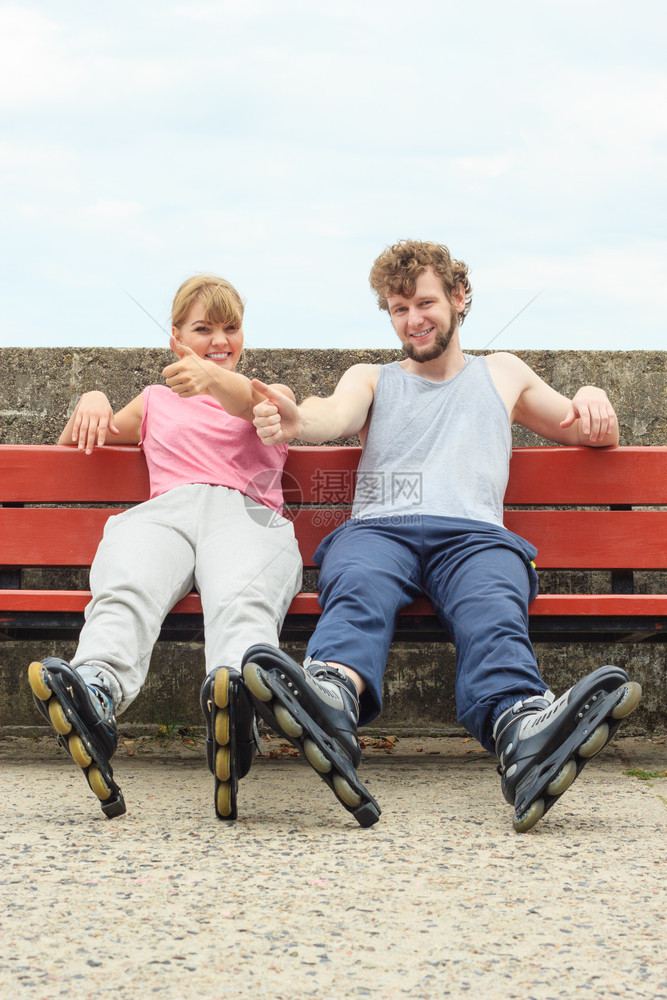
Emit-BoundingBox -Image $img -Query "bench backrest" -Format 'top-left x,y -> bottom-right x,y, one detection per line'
1,445 -> 667,572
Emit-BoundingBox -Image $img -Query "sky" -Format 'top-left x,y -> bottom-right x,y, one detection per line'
1,0 -> 666,352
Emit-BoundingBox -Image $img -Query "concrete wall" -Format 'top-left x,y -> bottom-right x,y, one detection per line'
2,347 -> 666,447
1,348 -> 666,736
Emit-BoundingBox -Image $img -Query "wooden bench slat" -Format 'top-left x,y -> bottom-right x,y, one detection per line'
0,509 -> 121,565
1,444 -> 666,642
3,507 -> 666,569
2,590 -> 667,620
283,447 -> 360,502
528,594 -> 667,615
287,446 -> 667,506
503,510 -> 667,568
0,444 -> 361,503
0,445 -> 151,502
504,446 -> 667,504
2,445 -> 667,505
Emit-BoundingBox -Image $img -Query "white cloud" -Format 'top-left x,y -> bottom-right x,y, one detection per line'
0,4 -> 178,110
0,0 -> 665,350
465,238 -> 667,351
479,240 -> 667,304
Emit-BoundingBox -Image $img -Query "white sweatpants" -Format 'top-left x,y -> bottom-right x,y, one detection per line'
72,484 -> 302,713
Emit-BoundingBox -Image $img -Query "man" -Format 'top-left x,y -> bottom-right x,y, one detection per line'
242,239 -> 641,832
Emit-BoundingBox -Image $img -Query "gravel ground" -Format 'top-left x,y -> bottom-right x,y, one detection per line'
1,733 -> 665,1000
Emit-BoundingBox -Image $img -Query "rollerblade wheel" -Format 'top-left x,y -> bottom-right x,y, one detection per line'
611,681 -> 642,720
215,709 -> 230,746
274,703 -> 303,738
578,722 -> 609,759
69,734 -> 92,768
304,738 -> 332,774
333,772 -> 362,808
88,765 -> 112,801
513,798 -> 545,833
28,661 -> 51,701
216,783 -> 232,818
48,699 -> 72,736
243,662 -> 272,702
546,758 -> 577,797
216,746 -> 231,782
214,668 -> 229,708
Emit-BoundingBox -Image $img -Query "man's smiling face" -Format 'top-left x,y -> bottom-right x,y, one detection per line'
387,267 -> 463,363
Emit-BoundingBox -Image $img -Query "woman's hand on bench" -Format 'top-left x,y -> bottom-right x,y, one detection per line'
62,391 -> 120,455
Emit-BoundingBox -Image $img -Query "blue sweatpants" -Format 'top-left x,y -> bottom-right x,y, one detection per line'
305,515 -> 545,752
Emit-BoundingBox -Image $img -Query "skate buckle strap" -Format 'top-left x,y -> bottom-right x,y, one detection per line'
252,716 -> 262,755
304,656 -> 334,675
492,691 -> 554,743
304,657 -> 360,715
514,691 -> 555,713
86,684 -> 116,723
304,657 -> 348,685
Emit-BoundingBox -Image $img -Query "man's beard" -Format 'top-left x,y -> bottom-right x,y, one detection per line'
402,314 -> 458,363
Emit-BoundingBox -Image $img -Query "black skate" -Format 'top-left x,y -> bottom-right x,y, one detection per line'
200,667 -> 257,821
493,664 -> 642,833
242,644 -> 381,828
27,658 -> 126,819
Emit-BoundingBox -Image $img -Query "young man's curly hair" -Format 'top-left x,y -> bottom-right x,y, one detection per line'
369,240 -> 472,323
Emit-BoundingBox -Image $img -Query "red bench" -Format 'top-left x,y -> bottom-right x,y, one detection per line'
1,444 -> 666,644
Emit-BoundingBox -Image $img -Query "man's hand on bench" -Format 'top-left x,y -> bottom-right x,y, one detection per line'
560,386 -> 618,446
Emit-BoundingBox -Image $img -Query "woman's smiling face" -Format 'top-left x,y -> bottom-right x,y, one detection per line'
172,300 -> 244,371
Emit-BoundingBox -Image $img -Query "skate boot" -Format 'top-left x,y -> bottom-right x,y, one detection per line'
27,658 -> 125,818
200,666 -> 258,821
242,644 -> 381,828
493,664 -> 642,833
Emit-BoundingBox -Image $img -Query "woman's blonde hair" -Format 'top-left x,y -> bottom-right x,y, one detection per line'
369,240 -> 472,323
171,275 -> 244,330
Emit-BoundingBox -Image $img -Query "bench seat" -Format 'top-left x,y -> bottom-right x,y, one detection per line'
1,444 -> 666,644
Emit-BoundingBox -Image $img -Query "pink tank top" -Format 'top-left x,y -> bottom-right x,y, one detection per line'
140,385 -> 288,513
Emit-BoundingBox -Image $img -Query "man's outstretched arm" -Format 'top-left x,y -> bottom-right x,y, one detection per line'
252,364 -> 377,445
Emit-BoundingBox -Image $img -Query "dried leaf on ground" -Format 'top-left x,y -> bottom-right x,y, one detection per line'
359,735 -> 398,752
267,742 -> 301,758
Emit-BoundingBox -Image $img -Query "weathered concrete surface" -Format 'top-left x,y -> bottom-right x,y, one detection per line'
3,638 -> 665,739
1,349 -> 666,735
1,733 -> 666,1000
1,347 -> 666,446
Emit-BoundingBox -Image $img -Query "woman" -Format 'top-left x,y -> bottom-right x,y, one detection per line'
28,275 -> 302,821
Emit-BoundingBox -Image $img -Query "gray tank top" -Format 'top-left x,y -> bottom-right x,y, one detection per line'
351,356 -> 511,526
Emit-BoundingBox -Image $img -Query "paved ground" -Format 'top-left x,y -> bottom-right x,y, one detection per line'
1,733 -> 665,1000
